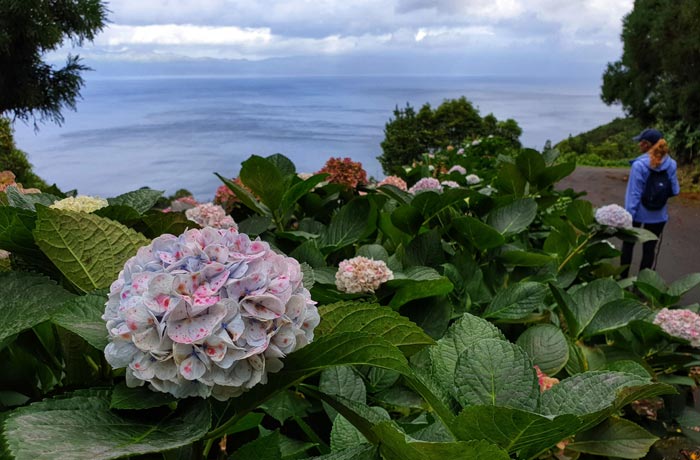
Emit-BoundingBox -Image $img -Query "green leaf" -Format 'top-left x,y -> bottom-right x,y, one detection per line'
495,163 -> 526,196
231,430 -> 283,460
260,390 -> 312,424
582,299 -> 652,337
240,155 -> 286,210
109,383 -> 176,410
566,200 -> 594,232
636,269 -> 667,293
356,244 -> 389,262
291,240 -> 326,268
391,205 -> 423,235
412,188 -> 470,221
567,278 -> 623,337
5,186 -> 58,210
0,272 -> 75,343
93,205 -> 142,225
567,417 -> 658,459
536,162 -> 575,188
316,302 -> 435,356
4,390 -> 211,460
451,216 -> 505,250
373,421 -> 510,460
604,361 -> 651,379
320,366 -> 367,421
498,250 -> 554,267
454,405 -> 581,457
281,173 -> 328,212
453,339 -> 539,411
0,206 -> 41,256
388,277 -> 454,309
486,199 -> 538,236
483,282 -> 548,320
306,445 -> 377,460
378,184 -> 413,205
138,211 -> 197,238
515,149 -> 546,184
52,292 -> 109,351
331,407 -> 390,451
539,371 -> 674,429
516,324 -> 569,375
237,215 -> 273,236
617,227 -> 659,243
429,313 -> 505,392
107,189 -> 163,214
33,206 -> 149,293
215,173 -> 270,216
668,272 -> 700,297
266,153 -> 296,177
321,199 -> 374,249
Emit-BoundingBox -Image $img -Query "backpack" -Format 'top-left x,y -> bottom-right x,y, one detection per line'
641,169 -> 673,210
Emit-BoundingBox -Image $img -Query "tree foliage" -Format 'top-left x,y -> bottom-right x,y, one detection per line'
0,0 -> 108,125
378,97 -> 522,175
601,0 -> 700,163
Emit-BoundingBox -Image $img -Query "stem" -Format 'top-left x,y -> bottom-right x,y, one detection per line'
293,415 -> 330,455
202,438 -> 216,458
205,412 -> 244,441
558,233 -> 593,273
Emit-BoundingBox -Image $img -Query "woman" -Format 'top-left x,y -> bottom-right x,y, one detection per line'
621,128 -> 680,277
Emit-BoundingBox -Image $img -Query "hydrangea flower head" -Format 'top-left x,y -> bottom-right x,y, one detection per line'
595,204 -> 633,229
317,157 -> 368,188
535,365 -> 559,392
466,174 -> 481,185
409,178 -> 443,195
186,203 -> 237,229
441,180 -> 460,188
214,185 -> 238,213
654,308 -> 700,347
103,227 -> 319,399
335,256 -> 394,294
378,176 -> 408,191
448,165 -> 467,175
50,195 -> 108,213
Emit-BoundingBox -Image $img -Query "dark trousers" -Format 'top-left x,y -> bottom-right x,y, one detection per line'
620,221 -> 666,278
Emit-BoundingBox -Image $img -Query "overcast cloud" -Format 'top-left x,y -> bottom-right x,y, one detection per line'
55,0 -> 633,74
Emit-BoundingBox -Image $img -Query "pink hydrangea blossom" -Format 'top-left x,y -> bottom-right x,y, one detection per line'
335,256 -> 394,294
186,203 -> 237,229
535,365 -> 559,392
654,308 -> 700,347
441,180 -> 460,189
317,157 -> 368,188
409,177 -> 443,195
103,227 -> 319,399
448,165 -> 467,175
378,176 -> 408,191
595,204 -> 633,229
466,174 -> 481,185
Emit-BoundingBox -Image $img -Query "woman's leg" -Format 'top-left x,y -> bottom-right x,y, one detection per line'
620,222 -> 642,278
640,221 -> 666,271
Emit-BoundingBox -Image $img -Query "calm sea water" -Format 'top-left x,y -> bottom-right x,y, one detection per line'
13,75 -> 622,200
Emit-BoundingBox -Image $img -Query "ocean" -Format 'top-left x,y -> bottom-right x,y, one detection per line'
12,75 -> 622,200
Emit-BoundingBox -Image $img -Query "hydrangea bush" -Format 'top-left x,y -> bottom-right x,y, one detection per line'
103,227 -> 320,399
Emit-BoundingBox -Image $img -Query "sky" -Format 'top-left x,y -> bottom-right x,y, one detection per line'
53,0 -> 635,77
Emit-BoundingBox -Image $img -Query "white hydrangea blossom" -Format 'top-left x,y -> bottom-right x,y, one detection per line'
466,174 -> 481,185
448,165 -> 467,175
335,256 -> 394,294
185,203 -> 237,229
409,178 -> 443,195
50,195 -> 108,213
441,180 -> 460,188
103,227 -> 319,400
595,204 -> 633,229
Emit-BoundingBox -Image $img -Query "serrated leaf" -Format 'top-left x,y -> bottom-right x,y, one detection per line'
0,206 -> 41,256
582,299 -> 652,337
4,390 -> 210,460
567,417 -> 658,459
498,250 -> 554,267
281,173 -> 328,212
566,200 -> 594,232
316,302 -> 434,356
331,407 -> 390,451
238,215 -> 273,236
240,155 -> 286,210
516,324 -> 569,375
33,206 -> 149,293
515,149 -> 546,184
5,186 -> 58,210
109,383 -> 176,410
0,272 -> 75,343
93,205 -> 142,225
306,445 -> 377,460
356,244 -> 389,262
215,173 -> 270,216
320,366 -> 367,421
483,282 -> 548,320
454,405 -> 581,457
668,272 -> 700,297
388,277 -> 454,309
321,199 -> 374,249
451,216 -> 505,250
231,430 -> 283,460
567,278 -> 623,337
266,153 -> 296,177
453,339 -> 539,411
138,211 -> 197,238
52,292 -> 109,350
486,199 -> 537,236
260,390 -> 312,424
107,189 -> 163,214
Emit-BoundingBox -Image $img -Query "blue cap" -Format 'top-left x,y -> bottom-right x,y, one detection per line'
633,128 -> 663,144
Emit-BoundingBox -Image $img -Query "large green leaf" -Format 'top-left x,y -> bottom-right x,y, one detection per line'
316,302 -> 435,356
668,272 -> 700,297
52,292 -> 109,351
581,299 -> 652,338
564,278 -> 623,337
539,371 -> 674,429
0,271 -> 75,343
373,421 -> 510,460
109,383 -> 176,410
515,149 -> 546,184
391,205 -> 423,235
453,339 -> 539,411
567,417 -> 658,459
0,206 -> 41,256
454,405 -> 581,458
516,324 -> 568,375
281,173 -> 329,213
306,445 -> 377,460
429,313 -> 505,391
321,199 -> 374,249
138,211 -> 198,238
214,173 -> 270,216
388,277 -> 454,310
266,153 -> 296,177
331,407 -> 390,451
93,205 -> 142,226
107,189 -> 163,214
260,390 -> 312,424
451,216 -> 505,250
566,200 -> 594,232
536,162 -> 575,188
495,163 -> 526,196
498,250 -> 554,267
483,282 -> 548,320
240,155 -> 286,210
320,366 -> 367,421
412,188 -> 470,221
4,390 -> 210,460
5,186 -> 58,210
486,199 -> 538,236
33,206 -> 149,293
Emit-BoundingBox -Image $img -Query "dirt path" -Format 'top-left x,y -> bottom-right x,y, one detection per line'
557,166 -> 700,306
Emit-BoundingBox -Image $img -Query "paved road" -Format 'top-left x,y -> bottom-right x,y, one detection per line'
557,166 -> 700,306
